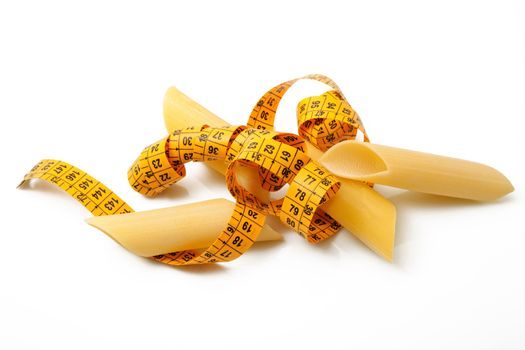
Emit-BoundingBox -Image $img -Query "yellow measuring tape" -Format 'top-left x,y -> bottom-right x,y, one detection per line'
20,74 -> 368,266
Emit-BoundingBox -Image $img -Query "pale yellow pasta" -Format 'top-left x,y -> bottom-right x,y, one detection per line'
86,198 -> 282,257
320,141 -> 514,201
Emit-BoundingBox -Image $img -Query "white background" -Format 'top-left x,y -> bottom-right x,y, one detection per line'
1,1 -> 524,349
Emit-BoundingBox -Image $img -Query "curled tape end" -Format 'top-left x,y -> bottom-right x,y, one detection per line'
17,180 -> 28,189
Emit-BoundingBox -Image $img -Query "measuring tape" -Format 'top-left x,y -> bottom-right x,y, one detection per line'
20,74 -> 369,266
19,160 -> 134,216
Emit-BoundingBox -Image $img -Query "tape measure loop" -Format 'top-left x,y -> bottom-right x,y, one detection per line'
127,136 -> 185,196
297,90 -> 368,151
280,161 -> 342,243
257,131 -> 307,192
22,74 -> 374,266
226,129 -> 311,215
223,128 -> 343,242
247,74 -> 349,131
128,125 -> 246,197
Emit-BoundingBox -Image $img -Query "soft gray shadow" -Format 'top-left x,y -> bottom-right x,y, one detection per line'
306,234 -> 340,255
245,238 -> 284,257
138,236 -> 285,274
266,212 -> 344,258
173,263 -> 228,274
388,191 -> 516,253
140,255 -> 229,274
330,228 -> 393,265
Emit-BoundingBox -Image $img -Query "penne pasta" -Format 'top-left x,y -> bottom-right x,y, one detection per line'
162,87 -> 397,261
320,141 -> 514,201
86,198 -> 282,257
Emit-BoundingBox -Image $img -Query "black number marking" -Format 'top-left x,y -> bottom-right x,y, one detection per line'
242,221 -> 252,233
159,173 -> 171,181
280,150 -> 291,162
232,236 -> 243,247
289,203 -> 300,216
220,250 -> 232,258
295,189 -> 306,201
304,174 -> 316,185
247,209 -> 258,219
212,131 -> 224,140
182,136 -> 192,146
264,144 -> 275,154
294,159 -> 304,171
152,159 -> 162,169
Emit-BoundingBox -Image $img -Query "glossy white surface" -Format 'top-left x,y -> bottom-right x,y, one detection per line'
1,1 -> 524,349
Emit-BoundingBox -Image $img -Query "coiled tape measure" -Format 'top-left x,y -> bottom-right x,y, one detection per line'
19,74 -> 368,266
